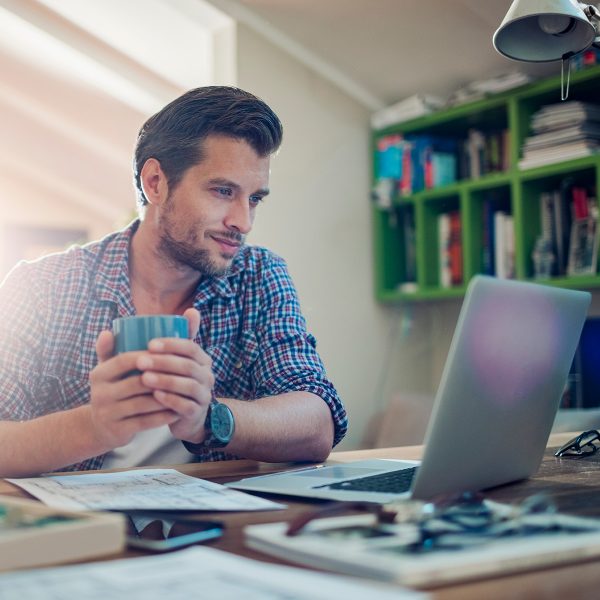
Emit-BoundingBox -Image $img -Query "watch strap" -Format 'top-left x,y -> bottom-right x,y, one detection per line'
182,395 -> 232,454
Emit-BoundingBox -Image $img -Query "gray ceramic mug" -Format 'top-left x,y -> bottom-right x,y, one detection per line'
113,315 -> 189,354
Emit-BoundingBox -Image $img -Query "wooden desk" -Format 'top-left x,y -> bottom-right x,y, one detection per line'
2,431 -> 600,598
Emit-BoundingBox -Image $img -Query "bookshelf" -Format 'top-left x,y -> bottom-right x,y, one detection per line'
372,64 -> 600,302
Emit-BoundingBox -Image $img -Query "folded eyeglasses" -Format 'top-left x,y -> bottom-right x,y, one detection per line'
555,430 -> 600,458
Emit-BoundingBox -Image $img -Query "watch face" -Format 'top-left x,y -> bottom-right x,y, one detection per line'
210,403 -> 235,443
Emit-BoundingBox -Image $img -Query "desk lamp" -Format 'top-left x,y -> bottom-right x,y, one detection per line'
493,0 -> 600,98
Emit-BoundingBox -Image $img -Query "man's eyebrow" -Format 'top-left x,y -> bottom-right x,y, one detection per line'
207,177 -> 240,189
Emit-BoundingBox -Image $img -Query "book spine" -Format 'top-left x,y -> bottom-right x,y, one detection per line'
482,199 -> 494,275
400,141 -> 413,197
438,213 -> 452,288
402,209 -> 417,284
494,211 -> 507,278
504,214 -> 515,279
448,211 -> 463,285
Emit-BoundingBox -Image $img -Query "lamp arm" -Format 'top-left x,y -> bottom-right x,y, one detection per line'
581,3 -> 600,46
582,4 -> 599,20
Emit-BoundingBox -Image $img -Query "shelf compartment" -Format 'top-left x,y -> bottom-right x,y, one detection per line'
465,185 -> 513,279
519,166 -> 597,280
419,194 -> 462,289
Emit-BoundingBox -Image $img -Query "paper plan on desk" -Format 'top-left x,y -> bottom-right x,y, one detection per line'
7,469 -> 284,511
0,546 -> 425,600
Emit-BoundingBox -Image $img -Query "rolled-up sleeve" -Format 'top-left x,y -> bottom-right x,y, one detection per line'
252,255 -> 348,447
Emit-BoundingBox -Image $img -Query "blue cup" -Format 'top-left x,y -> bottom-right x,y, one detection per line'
113,315 -> 189,354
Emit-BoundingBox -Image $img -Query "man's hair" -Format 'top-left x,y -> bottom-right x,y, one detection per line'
133,86 -> 283,207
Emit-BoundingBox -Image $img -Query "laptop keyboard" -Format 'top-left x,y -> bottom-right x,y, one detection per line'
319,467 -> 418,494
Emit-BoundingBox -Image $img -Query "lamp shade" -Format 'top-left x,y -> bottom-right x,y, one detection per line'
493,0 -> 596,62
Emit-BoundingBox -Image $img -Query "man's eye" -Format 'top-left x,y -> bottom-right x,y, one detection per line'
214,187 -> 233,197
249,196 -> 265,207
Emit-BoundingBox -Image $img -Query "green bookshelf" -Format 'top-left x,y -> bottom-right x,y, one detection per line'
372,65 -> 600,302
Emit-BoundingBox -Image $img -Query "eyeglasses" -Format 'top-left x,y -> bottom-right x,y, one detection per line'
555,430 -> 600,457
286,492 -> 569,553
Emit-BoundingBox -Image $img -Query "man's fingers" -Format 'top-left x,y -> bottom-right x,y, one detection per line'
136,354 -> 212,382
91,351 -> 156,385
152,391 -> 202,419
183,307 -> 200,339
95,330 -> 115,363
147,337 -> 211,364
108,394 -> 171,420
120,410 -> 180,436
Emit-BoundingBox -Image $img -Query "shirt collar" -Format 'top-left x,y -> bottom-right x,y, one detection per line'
93,220 -> 244,310
93,220 -> 138,315
192,247 -> 246,306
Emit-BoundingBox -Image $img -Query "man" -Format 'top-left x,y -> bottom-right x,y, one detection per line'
0,86 -> 347,477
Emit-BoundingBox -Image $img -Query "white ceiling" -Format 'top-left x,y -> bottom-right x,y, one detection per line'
217,0 -> 558,109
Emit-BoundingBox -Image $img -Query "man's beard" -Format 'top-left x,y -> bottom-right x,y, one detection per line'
157,210 -> 243,277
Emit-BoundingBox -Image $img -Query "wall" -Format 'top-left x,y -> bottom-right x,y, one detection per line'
234,19 -> 600,448
234,23 -> 440,449
0,42 -> 143,279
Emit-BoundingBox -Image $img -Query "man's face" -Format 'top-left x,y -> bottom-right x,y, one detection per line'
157,135 -> 271,276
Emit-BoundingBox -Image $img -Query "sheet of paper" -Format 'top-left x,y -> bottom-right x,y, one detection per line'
0,546 -> 426,600
7,469 -> 283,511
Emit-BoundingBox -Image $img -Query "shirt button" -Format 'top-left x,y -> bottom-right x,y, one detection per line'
235,360 -> 243,369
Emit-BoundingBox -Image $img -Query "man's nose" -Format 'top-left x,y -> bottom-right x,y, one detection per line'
225,198 -> 253,234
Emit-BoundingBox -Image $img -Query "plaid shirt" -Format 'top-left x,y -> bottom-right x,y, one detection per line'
0,221 -> 347,471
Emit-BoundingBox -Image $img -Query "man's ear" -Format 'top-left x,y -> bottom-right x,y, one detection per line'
140,158 -> 169,206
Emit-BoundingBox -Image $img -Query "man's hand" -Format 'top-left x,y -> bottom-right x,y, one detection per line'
89,332 -> 181,452
136,308 -> 214,444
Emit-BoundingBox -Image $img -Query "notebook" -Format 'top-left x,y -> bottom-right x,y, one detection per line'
227,276 -> 591,503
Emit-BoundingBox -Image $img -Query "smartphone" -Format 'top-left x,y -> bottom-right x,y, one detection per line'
123,511 -> 224,551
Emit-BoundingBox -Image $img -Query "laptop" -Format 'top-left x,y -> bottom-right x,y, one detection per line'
227,276 -> 591,503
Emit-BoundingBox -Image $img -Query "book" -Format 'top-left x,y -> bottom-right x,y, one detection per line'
0,495 -> 125,572
245,504 -> 600,589
493,212 -> 510,278
567,213 -> 599,276
504,214 -> 515,279
553,181 -> 574,276
481,199 -> 494,275
401,208 -> 417,288
466,129 -> 485,179
438,213 -> 451,288
519,142 -> 599,170
448,211 -> 463,285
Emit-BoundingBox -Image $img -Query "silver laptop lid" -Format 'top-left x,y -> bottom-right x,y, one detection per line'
411,276 -> 590,500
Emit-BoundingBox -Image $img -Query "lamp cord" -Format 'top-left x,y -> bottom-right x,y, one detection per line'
561,55 -> 572,101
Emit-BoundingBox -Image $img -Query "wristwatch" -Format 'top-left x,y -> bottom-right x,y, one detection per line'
183,396 -> 235,453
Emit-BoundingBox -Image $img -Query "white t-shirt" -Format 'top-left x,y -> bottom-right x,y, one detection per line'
101,426 -> 192,469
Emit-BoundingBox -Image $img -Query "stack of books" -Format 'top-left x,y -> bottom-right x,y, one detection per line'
371,94 -> 444,129
448,72 -> 531,106
519,101 -> 600,170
